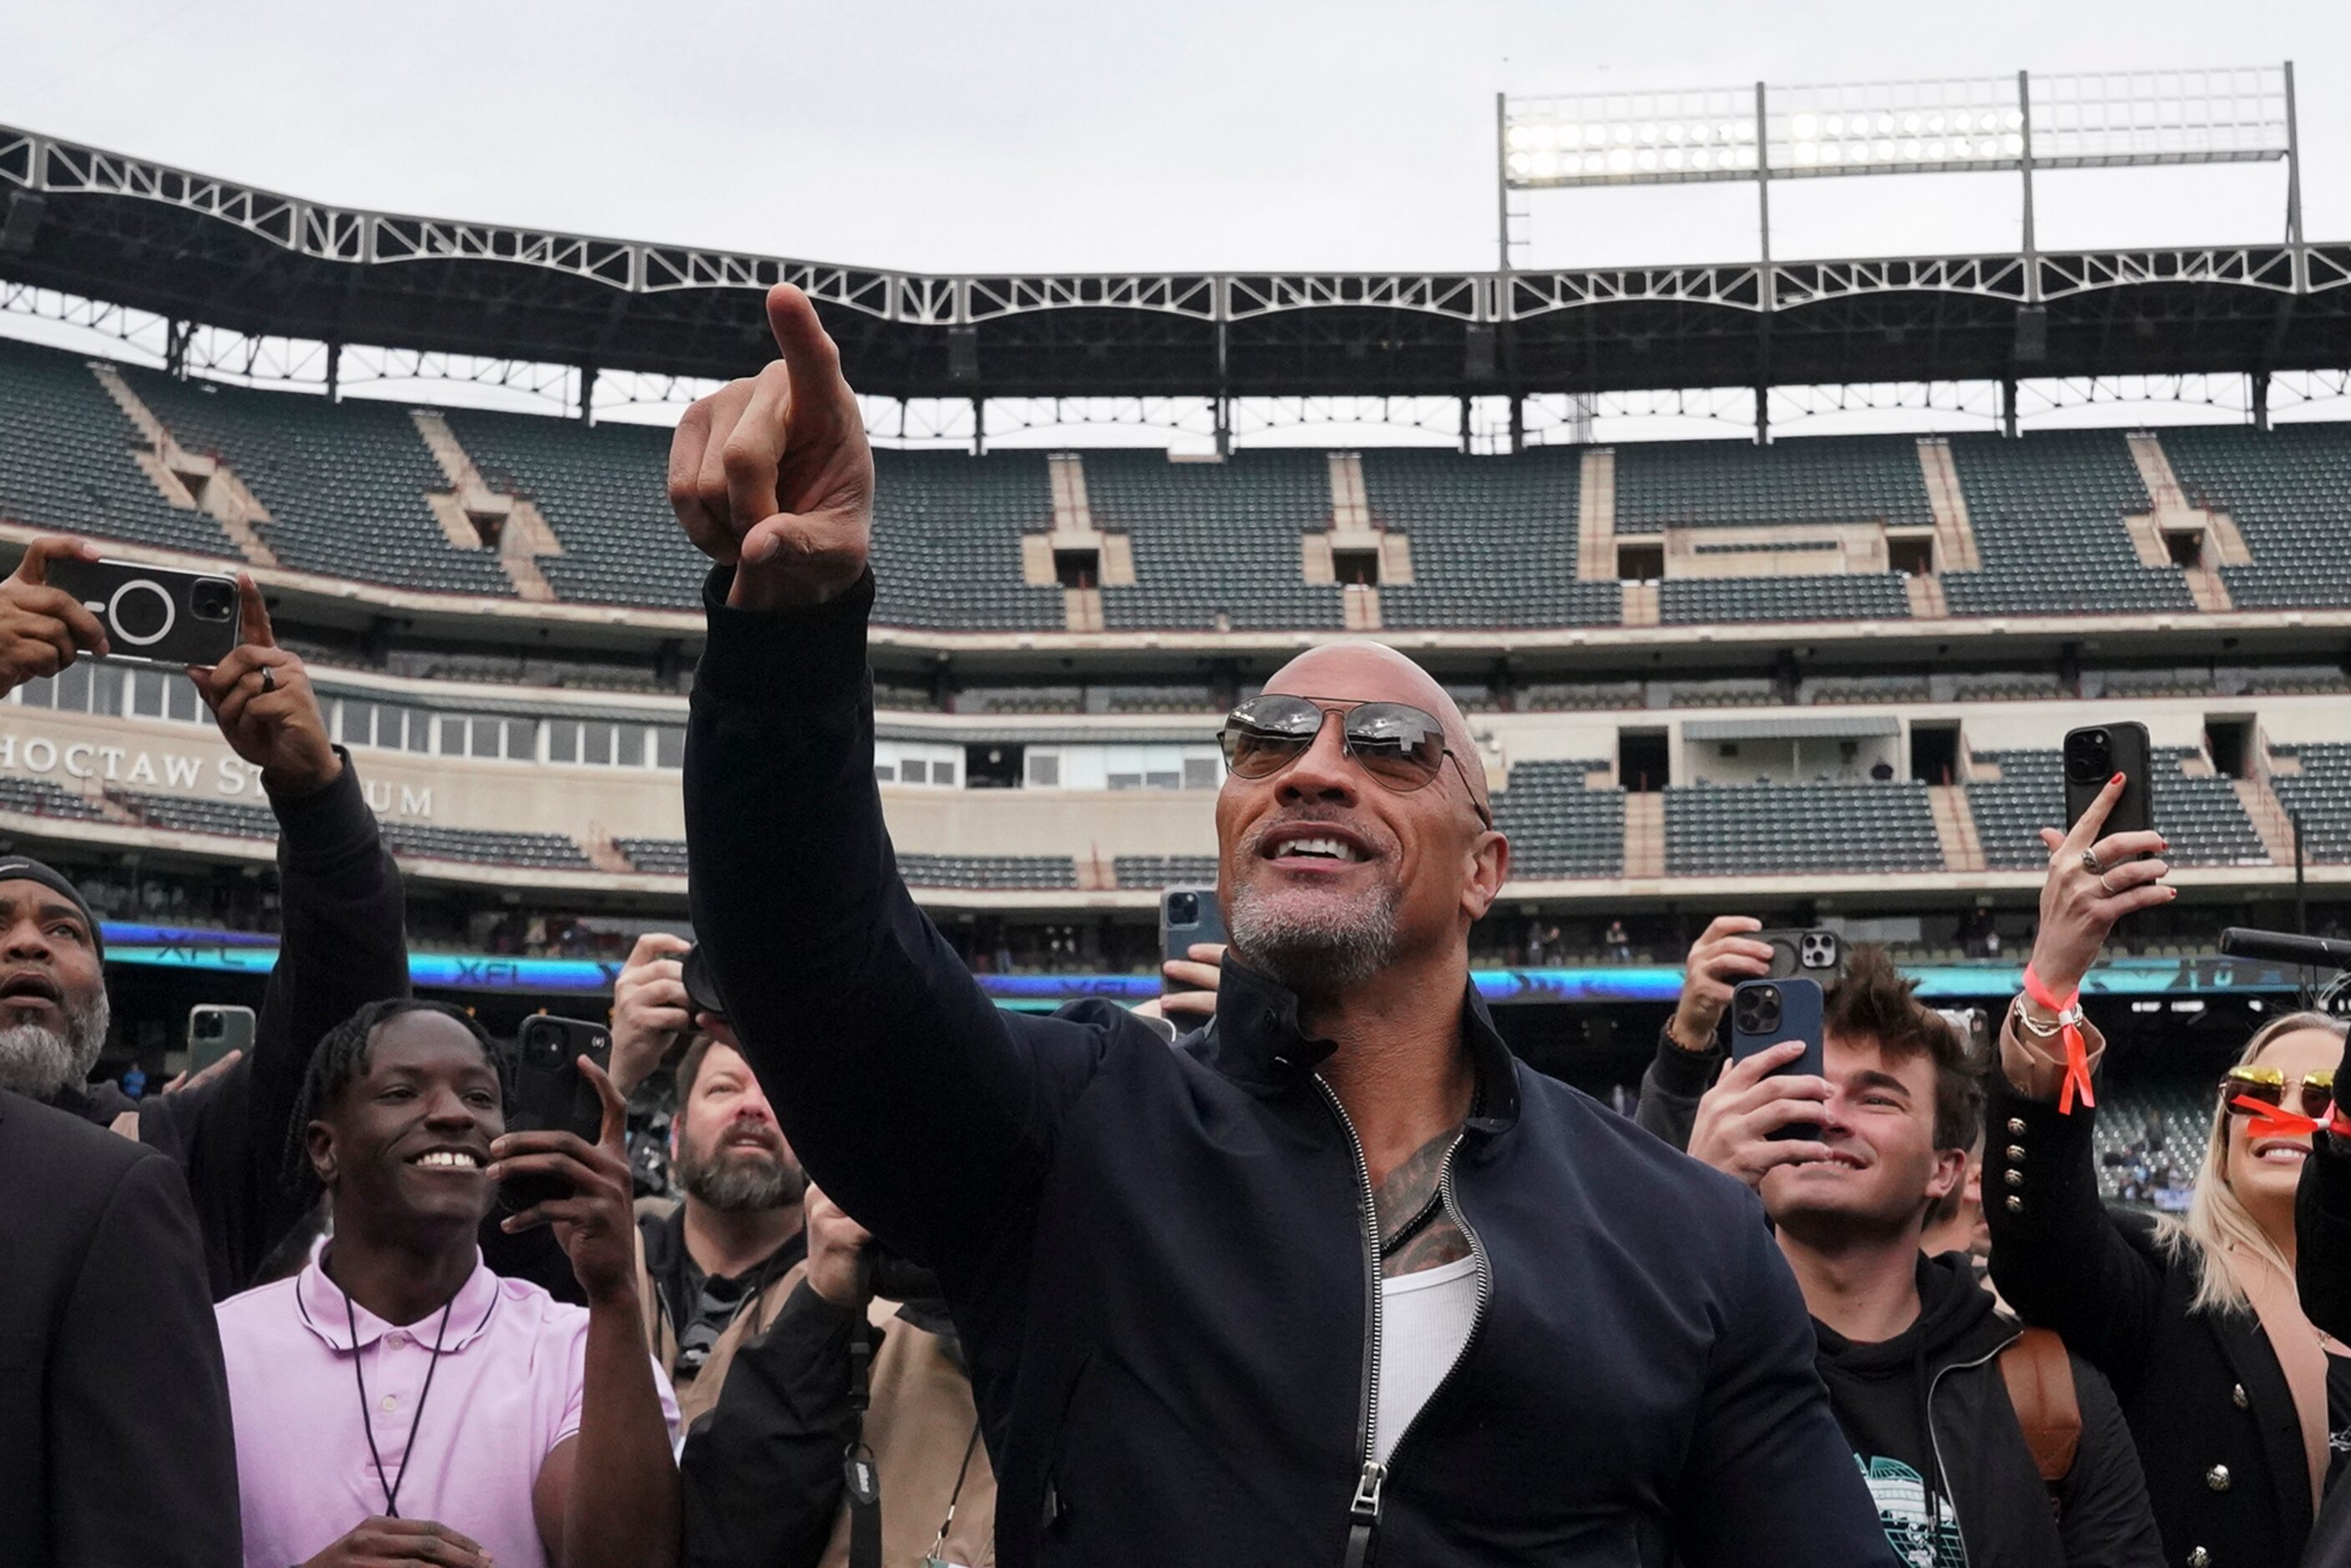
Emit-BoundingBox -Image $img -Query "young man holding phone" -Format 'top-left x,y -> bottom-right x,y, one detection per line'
212,999 -> 679,1568
0,537 -> 410,1300
1680,948 -> 2163,1567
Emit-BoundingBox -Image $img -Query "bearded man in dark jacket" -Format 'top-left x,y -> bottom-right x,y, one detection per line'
666,286 -> 1893,1568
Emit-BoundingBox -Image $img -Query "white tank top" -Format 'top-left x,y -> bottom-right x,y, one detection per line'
1373,1255 -> 1479,1466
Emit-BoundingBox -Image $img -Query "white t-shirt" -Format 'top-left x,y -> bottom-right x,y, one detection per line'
1373,1255 -> 1479,1466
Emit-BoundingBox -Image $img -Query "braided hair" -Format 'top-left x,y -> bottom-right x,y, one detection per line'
281,998 -> 503,1202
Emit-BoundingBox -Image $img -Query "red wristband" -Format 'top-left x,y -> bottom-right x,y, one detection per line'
2020,964 -> 2096,1115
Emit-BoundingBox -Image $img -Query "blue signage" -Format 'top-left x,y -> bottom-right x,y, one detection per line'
101,922 -> 2312,1006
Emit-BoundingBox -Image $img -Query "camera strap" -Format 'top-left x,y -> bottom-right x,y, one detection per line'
844,1317 -> 881,1568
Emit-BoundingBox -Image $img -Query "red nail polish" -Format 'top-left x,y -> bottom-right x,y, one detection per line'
2110,771 -> 2125,786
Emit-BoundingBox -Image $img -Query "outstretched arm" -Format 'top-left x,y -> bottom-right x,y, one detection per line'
674,286 -> 1103,1271
1986,772 -> 2176,1389
503,1060 -> 681,1568
175,576 -> 408,1296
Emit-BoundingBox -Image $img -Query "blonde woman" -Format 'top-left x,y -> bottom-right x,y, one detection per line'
1986,772 -> 2347,1568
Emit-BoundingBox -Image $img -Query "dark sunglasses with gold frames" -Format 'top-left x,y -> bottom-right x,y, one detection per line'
1218,694 -> 1494,830
2222,1063 -> 2336,1122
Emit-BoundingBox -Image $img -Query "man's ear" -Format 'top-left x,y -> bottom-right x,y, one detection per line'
1924,1146 -> 1969,1207
1459,829 -> 1510,923
305,1120 -> 337,1189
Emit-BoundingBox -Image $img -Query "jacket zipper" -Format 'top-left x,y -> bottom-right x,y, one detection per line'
1315,1077 -> 1495,1568
1313,1076 -> 1387,1568
1922,1328 -> 2018,1568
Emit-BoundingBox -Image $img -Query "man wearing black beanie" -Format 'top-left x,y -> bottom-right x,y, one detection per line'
0,539 -> 411,1299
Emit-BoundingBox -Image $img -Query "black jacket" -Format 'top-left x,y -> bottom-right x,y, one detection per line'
1989,1075 -> 2313,1568
2297,1127 -> 2351,1568
0,1089 -> 241,1567
1817,1253 -> 2161,1568
685,568 -> 1894,1568
47,755 -> 407,1300
1635,1034 -> 2161,1566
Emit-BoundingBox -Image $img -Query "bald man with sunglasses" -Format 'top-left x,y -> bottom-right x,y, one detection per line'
671,286 -> 1893,1568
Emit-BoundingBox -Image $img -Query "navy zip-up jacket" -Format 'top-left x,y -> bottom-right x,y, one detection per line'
685,568 -> 1894,1568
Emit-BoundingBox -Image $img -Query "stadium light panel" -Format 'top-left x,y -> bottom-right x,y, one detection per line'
1500,64 -> 2288,189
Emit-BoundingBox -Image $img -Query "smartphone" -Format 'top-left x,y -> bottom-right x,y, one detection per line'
1159,887 -> 1227,986
186,1004 -> 255,1074
500,1014 -> 611,1213
1730,978 -> 1826,1141
1753,928 -> 1844,983
44,557 -> 242,667
2063,723 -> 2155,842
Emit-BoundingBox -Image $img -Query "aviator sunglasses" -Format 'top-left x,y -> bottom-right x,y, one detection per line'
2222,1063 -> 2336,1122
1218,694 -> 1493,829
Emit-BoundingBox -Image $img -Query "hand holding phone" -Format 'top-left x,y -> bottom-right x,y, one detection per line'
43,554 -> 241,667
498,1016 -> 613,1214
1686,977 -> 1833,1187
1728,979 -> 1827,1141
488,1033 -> 637,1308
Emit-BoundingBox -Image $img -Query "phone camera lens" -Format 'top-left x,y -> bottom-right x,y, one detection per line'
191,579 -> 236,620
1167,893 -> 1198,925
521,1021 -> 565,1068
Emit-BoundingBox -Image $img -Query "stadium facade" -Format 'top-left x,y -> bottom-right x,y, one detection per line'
2,118 -> 2348,1138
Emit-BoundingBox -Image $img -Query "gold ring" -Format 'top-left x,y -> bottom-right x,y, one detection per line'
2098,872 -> 2116,896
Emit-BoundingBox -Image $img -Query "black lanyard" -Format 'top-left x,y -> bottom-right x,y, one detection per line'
346,1290 -> 457,1520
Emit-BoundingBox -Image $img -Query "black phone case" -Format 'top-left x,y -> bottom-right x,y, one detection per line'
500,1017 -> 611,1213
1730,978 -> 1826,1141
1754,928 -> 1844,981
2063,722 -> 2155,841
1159,887 -> 1227,974
44,557 -> 241,667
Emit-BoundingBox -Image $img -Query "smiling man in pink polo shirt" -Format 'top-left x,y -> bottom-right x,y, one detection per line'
214,999 -> 680,1568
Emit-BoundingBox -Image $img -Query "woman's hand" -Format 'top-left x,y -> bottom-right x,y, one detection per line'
2025,771 -> 2174,999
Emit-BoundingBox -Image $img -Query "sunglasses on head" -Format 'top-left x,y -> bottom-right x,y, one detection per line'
2222,1063 -> 2335,1121
1219,694 -> 1493,828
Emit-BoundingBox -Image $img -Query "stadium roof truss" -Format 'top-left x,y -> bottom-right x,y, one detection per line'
3,122 -> 2348,409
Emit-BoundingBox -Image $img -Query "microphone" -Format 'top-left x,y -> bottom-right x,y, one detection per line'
2217,928 -> 2351,970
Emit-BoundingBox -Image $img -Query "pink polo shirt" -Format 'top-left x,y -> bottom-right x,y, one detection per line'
215,1247 -> 679,1568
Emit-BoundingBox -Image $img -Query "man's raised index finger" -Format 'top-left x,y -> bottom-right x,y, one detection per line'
765,284 -> 853,418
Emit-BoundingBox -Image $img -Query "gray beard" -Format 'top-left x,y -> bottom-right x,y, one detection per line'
677,1141 -> 805,1215
1227,880 -> 1401,999
0,990 -> 112,1101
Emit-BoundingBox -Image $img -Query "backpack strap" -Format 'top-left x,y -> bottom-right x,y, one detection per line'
1999,1327 -> 2084,1493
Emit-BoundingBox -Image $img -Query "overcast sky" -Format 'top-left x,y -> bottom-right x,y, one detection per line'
6,0 -> 2342,275
4,2 -> 2343,443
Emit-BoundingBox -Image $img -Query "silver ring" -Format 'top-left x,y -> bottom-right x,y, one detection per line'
2098,872 -> 2117,896
259,665 -> 275,694
2081,847 -> 2105,875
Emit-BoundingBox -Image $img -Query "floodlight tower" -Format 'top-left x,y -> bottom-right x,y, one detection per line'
1495,64 -> 2300,440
